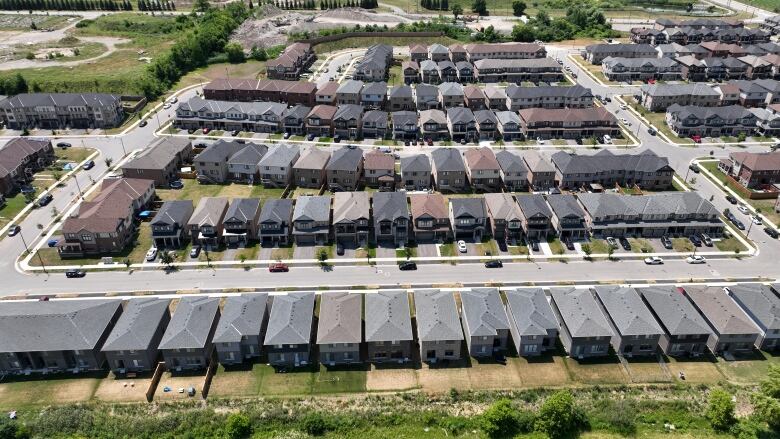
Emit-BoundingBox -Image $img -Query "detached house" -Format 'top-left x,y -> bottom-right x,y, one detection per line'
522,151 -> 556,190
213,294 -> 269,365
449,197 -> 488,241
151,200 -> 194,248
638,286 -> 713,356
306,105 -> 338,137
194,140 -> 245,184
684,286 -> 760,355
400,153 -> 431,190
363,150 -> 395,190
292,195 -> 331,245
419,109 -> 449,141
332,191 -> 370,246
120,137 -> 192,187
464,147 -> 500,191
362,110 -> 388,139
333,104 -> 363,140
414,290 -> 464,363
505,288 -> 559,356
594,286 -> 664,357
227,144 -> 268,184
102,298 -> 170,374
365,290 -> 413,363
388,85 -> 415,111
258,198 -> 294,246
223,198 -> 261,247
475,109 -> 498,140
495,149 -> 528,191
336,80 -> 364,105
293,146 -> 330,189
360,81 -> 387,110
264,292 -> 315,367
460,288 -> 510,357
410,193 -> 451,243
431,147 -> 467,192
415,84 -> 440,110
464,85 -> 488,110
484,193 -> 523,242
446,107 -> 477,142
402,61 -> 420,84
258,144 -> 300,188
550,288 -> 614,358
391,111 -> 419,140
187,197 -> 229,250
326,146 -> 364,191
372,191 -> 410,246
282,105 -> 310,135
517,194 -> 554,241
420,60 -> 440,84
158,296 -> 220,371
317,293 -> 362,365
438,82 -> 465,108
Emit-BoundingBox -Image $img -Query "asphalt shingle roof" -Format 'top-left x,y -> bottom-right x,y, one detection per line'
685,286 -> 760,336
431,148 -> 466,172
292,195 -> 331,222
638,286 -> 713,336
504,288 -> 559,337
727,284 -> 780,331
460,288 -> 510,337
258,144 -> 300,168
414,289 -> 464,342
264,292 -> 315,345
212,294 -> 269,343
550,288 -> 614,338
158,296 -> 220,350
316,292 -> 362,344
594,286 -> 664,337
365,290 -> 413,342
102,298 -> 170,352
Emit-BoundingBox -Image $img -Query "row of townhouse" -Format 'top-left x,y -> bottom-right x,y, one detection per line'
602,54 -> 780,82
654,41 -> 780,60
0,137 -> 54,195
761,15 -> 780,35
265,42 -> 317,80
653,18 -> 743,30
175,97 -> 616,142
148,189 -> 721,256
203,78 -> 318,106
4,283 -> 776,375
639,79 -> 780,111
409,42 -> 547,65
0,93 -> 124,130
629,26 -> 770,46
717,150 -> 780,189
405,58 -> 563,84
664,104 -> 778,137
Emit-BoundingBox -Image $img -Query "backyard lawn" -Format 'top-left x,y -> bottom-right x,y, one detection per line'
156,180 -> 285,205
209,363 -> 367,398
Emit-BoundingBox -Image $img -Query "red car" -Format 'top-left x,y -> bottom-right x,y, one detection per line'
426,138 -> 433,146
268,263 -> 289,272
691,135 -> 701,143
202,127 -> 210,134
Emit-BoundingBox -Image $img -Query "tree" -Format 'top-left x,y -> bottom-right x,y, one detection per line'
192,0 -> 208,11
24,188 -> 37,204
471,0 -> 486,15
250,45 -> 267,61
104,157 -> 113,168
581,243 -> 592,259
451,3 -> 462,20
535,390 -> 586,439
302,413 -> 328,436
225,42 -> 245,63
607,245 -> 615,260
706,389 -> 735,432
512,0 -> 525,16
159,251 -> 175,267
224,413 -> 251,439
481,399 -> 518,438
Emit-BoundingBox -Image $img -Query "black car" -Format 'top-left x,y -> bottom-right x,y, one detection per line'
231,130 -> 240,136
20,185 -> 35,194
603,96 -> 611,103
169,180 -> 184,189
399,261 -> 417,271
36,193 -> 53,207
661,235 -> 673,249
82,160 -> 95,170
648,127 -> 657,136
733,219 -> 746,230
530,240 -> 540,252
726,195 -> 738,204
564,237 -> 575,251
190,246 -> 201,258
65,269 -> 86,278
307,133 -> 316,141
187,128 -> 196,134
484,260 -> 503,268
334,135 -> 341,143
689,234 -> 702,246
619,237 -> 631,251
336,242 -> 344,256
688,164 -> 700,173
139,120 -> 148,127
765,227 -> 779,238
56,142 -> 71,148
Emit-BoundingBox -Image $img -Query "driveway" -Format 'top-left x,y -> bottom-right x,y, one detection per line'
416,243 -> 438,257
375,245 -> 396,259
258,246 -> 274,261
293,244 -> 316,260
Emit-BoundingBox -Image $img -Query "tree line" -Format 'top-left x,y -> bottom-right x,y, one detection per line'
0,0 -> 132,11
420,0 -> 449,10
137,0 -> 176,10
511,4 -> 618,42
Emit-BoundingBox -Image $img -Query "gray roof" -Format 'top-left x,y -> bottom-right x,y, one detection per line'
225,198 -> 261,223
586,43 -> 656,54
419,109 -> 447,125
415,84 -> 439,101
292,195 -> 331,222
102,298 -> 170,352
495,150 -> 528,175
158,296 -> 220,350
293,146 -> 330,170
0,92 -> 120,109
685,286 -> 760,336
365,290 -> 413,342
517,194 -> 552,219
228,144 -> 268,166
666,104 -> 754,121
326,146 -> 363,171
264,292 -> 315,345
258,144 -> 300,168
727,284 -> 780,331
460,288 -> 510,337
437,60 -> 456,71
363,110 -> 388,127
484,193 -> 522,221
333,104 -> 364,122
282,104 -> 311,120
316,292 -> 362,344
450,197 -> 487,219
640,83 -> 720,97
361,81 -> 388,96
505,84 -> 593,100
504,288 -> 558,337
550,288 -> 614,338
474,109 -> 497,125
188,197 -> 229,228
638,286 -> 714,336
212,294 -> 269,343
551,150 -> 672,175
420,59 -> 438,71
151,200 -> 194,228
122,137 -> 191,171
337,79 -> 364,94
455,61 -> 473,71
594,286 -> 664,337
195,140 -> 246,163
414,289 -> 464,342
372,191 -> 409,221
546,194 -> 585,220
438,82 -> 464,97
446,107 -> 475,124
333,191 -> 370,223
495,111 -> 521,126
178,98 -> 286,119
259,198 -> 293,224
0,300 -> 121,353
429,43 -> 449,54
389,85 -> 413,99
431,148 -> 466,172
577,192 -> 719,219
392,111 -> 419,127
400,153 -> 431,173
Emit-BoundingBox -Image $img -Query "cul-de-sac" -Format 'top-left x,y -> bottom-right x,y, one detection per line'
1,1 -> 780,437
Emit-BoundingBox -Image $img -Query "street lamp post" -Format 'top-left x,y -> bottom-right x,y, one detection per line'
119,136 -> 127,157
73,175 -> 83,199
19,231 -> 47,274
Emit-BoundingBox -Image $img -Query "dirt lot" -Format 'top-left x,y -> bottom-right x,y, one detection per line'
93,374 -> 151,402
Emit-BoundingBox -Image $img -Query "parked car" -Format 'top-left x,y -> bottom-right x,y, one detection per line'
56,142 -> 71,148
688,164 -> 700,173
202,127 -> 210,134
700,233 -> 713,247
457,240 -> 467,253
189,246 -> 201,258
163,103 -> 171,110
661,235 -> 673,249
47,239 -> 59,247
145,247 -> 158,262
65,269 -> 86,278
737,204 -> 749,215
82,160 -> 95,170
426,138 -> 433,146
336,242 -> 344,256
399,261 -> 417,271
732,218 -> 746,230
187,128 -> 196,134
530,240 -> 540,252
231,130 -> 240,137
726,195 -> 738,204
7,225 -> 20,237
648,127 -> 657,136
619,237 -> 631,251
564,237 -> 575,251
751,215 -> 763,225
333,135 -> 341,143
691,135 -> 701,143
644,256 -> 664,265
269,263 -> 289,272
36,193 -> 53,207
686,255 -> 706,264
689,234 -> 702,247
484,260 -> 503,268
765,227 -> 779,238
168,96 -> 178,104
169,180 -> 184,189
307,133 -> 316,141
283,132 -> 291,139
20,185 -> 35,194
606,237 -> 618,248
139,120 -> 148,127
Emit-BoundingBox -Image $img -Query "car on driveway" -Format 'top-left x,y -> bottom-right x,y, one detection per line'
689,234 -> 702,247
686,255 -> 706,264
619,237 -> 631,251
169,180 -> 184,189
47,239 -> 59,247
606,237 -> 618,248
65,269 -> 86,278
644,256 -> 663,265
661,235 -> 673,249
7,225 -> 20,237
484,260 -> 503,268
737,204 -> 750,215
564,237 -> 575,250
231,130 -> 240,137
336,242 -> 344,256
765,227 -> 779,238
399,261 -> 417,271
36,193 -> 53,207
726,195 -> 737,204
530,240 -> 540,252
307,133 -> 316,141
189,246 -> 201,258
202,127 -> 210,134
457,240 -> 467,253
269,263 -> 289,272
145,247 -> 158,262
700,233 -> 713,247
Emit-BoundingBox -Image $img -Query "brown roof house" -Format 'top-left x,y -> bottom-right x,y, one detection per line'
317,292 -> 363,365
306,104 -> 337,137
0,137 -> 54,196
725,151 -> 780,189
684,286 -> 761,355
58,178 -> 154,258
484,193 -> 524,242
293,146 -> 330,188
363,150 -> 395,190
410,193 -> 452,243
464,146 -> 500,191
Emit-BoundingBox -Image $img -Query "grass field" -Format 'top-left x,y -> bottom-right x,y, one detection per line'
740,0 -> 780,13
0,193 -> 28,229
315,36 -> 461,55
209,363 -> 368,397
0,13 -> 77,31
156,180 -> 285,205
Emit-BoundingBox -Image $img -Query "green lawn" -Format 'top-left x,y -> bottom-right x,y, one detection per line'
439,242 -> 455,258
547,237 -> 566,255
630,238 -> 655,253
31,223 -> 154,267
586,239 -> 611,255
396,247 -> 417,259
508,244 -> 528,256
672,238 -> 695,252
55,147 -> 96,164
477,239 -> 499,256
210,363 -> 366,398
624,96 -> 694,144
156,180 -> 285,206
714,236 -> 747,253
699,161 -> 780,227
0,193 -> 30,229
271,245 -> 295,261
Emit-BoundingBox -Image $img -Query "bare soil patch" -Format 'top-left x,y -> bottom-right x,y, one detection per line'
365,365 -> 419,391
93,375 -> 151,402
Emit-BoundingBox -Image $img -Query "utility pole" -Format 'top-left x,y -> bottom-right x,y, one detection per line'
119,136 -> 127,157
73,175 -> 83,199
19,231 -> 47,274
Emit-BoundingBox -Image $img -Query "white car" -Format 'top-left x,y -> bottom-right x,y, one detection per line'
686,255 -> 706,264
457,240 -> 468,253
737,204 -> 750,214
644,256 -> 664,265
163,103 -> 171,109
603,135 -> 612,144
620,117 -> 628,124
536,136 -> 545,144
145,247 -> 158,262
752,215 -> 763,225
619,104 -> 627,110
168,96 -> 178,104
606,237 -> 618,248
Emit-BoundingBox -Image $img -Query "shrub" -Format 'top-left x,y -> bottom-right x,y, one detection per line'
224,413 -> 251,439
480,399 -> 519,437
535,390 -> 588,439
302,412 -> 328,436
706,389 -> 735,432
